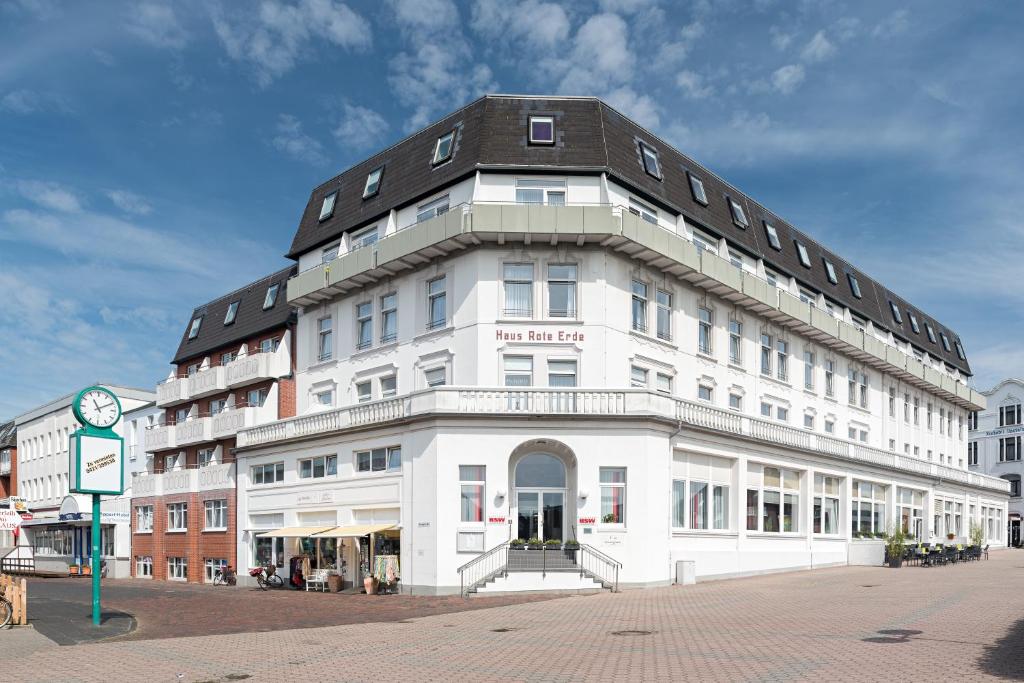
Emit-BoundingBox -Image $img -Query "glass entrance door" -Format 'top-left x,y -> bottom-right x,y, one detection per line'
517,490 -> 564,541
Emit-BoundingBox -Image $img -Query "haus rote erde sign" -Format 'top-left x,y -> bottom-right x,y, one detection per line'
496,327 -> 585,343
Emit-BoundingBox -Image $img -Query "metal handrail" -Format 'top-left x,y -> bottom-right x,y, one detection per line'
579,543 -> 621,592
456,541 -> 509,596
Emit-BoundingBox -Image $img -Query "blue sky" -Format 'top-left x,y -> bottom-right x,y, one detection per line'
1,0 -> 1022,418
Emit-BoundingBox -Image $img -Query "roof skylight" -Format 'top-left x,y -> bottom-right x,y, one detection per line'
263,283 -> 280,310
433,130 -> 455,165
528,115 -> 555,145
687,172 -> 708,205
187,316 -> 202,340
363,166 -> 384,198
224,301 -> 239,326
763,221 -> 781,250
639,142 -> 662,179
847,273 -> 862,299
908,312 -> 920,334
319,191 -> 337,221
795,240 -> 811,268
728,198 -> 748,228
823,259 -> 838,284
889,301 -> 903,324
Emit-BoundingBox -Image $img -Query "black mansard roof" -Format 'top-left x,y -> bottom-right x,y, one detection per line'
172,265 -> 297,365
289,95 -> 971,375
0,420 -> 15,449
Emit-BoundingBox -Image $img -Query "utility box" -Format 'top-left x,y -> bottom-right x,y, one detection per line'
675,560 -> 696,585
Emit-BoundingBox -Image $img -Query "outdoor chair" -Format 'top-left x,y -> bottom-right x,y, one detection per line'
919,547 -> 937,567
305,569 -> 328,592
983,544 -> 990,560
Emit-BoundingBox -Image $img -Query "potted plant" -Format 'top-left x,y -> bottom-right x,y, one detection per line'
509,538 -> 526,550
527,537 -> 543,550
363,573 -> 377,595
563,539 -> 580,550
68,564 -> 79,575
947,532 -> 955,541
544,539 -> 562,551
970,520 -> 984,547
885,525 -> 907,568
874,531 -> 886,539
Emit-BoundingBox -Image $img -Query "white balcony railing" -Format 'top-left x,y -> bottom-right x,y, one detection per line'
187,366 -> 226,400
225,350 -> 289,389
174,416 -> 212,447
144,423 -> 175,451
131,463 -> 235,498
198,462 -> 235,492
131,471 -> 161,497
156,376 -> 188,407
236,387 -> 1009,495
211,406 -> 257,439
162,468 -> 197,495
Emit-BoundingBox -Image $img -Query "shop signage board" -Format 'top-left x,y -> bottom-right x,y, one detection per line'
984,425 -> 1024,437
488,516 -> 506,524
578,517 -> 597,525
0,509 -> 22,531
10,496 -> 29,514
495,328 -> 586,343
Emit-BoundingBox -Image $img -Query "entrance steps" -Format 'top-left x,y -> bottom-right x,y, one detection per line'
473,571 -> 606,594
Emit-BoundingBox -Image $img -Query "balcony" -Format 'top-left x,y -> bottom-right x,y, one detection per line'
198,462 -> 235,492
130,463 -> 235,499
131,470 -> 161,497
144,423 -> 176,451
286,202 -> 984,411
174,416 -> 212,447
225,350 -> 289,389
237,387 -> 1009,497
211,406 -> 259,440
187,365 -> 226,400
156,376 -> 188,407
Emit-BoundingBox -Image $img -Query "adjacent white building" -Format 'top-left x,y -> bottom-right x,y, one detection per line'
968,378 -> 1024,546
233,95 -> 1008,594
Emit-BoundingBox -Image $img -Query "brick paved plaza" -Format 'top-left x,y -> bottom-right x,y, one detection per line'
3,550 -> 1024,682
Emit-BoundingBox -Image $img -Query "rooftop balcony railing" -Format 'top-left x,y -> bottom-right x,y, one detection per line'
187,365 -> 226,400
237,387 -> 1008,495
156,375 -> 188,407
131,462 -> 235,498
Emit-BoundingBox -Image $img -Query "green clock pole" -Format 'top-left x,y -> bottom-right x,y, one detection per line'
91,493 -> 101,626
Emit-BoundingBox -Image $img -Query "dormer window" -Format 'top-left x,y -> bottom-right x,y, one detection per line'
728,198 -> 748,228
528,115 -> 554,145
794,241 -> 811,267
925,322 -> 937,343
432,130 -> 455,165
939,332 -> 951,352
889,302 -> 903,324
639,142 -> 661,179
321,243 -> 340,264
763,221 -> 781,250
416,194 -> 450,223
350,225 -> 378,250
363,166 -> 384,198
187,316 -> 203,340
318,191 -> 337,221
687,172 -> 708,205
908,312 -> 920,334
263,283 -> 280,310
954,339 -> 966,360
224,301 -> 240,326
628,198 -> 658,224
823,259 -> 838,284
847,273 -> 862,299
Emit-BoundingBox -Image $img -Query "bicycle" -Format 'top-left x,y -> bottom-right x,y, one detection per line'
248,565 -> 284,590
1,595 -> 12,629
213,565 -> 236,586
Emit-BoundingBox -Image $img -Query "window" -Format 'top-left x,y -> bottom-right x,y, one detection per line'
432,130 -> 455,164
247,387 -> 268,408
1000,436 -> 1021,462
322,243 -> 339,263
425,367 -> 446,387
927,402 -> 933,429
925,322 -> 937,344
850,314 -> 866,331
628,198 -> 658,224
318,317 -> 333,362
954,339 -> 966,360
516,178 -> 566,205
851,481 -> 886,535
803,351 -> 815,390
1000,404 -> 1021,426
167,502 -> 187,531
251,462 -> 284,485
798,289 -> 817,308
187,316 -> 202,340
528,115 -> 555,144
363,166 -> 384,198
136,556 -> 153,578
165,452 -> 181,471
847,273 -> 862,298
505,356 -> 533,388
858,373 -> 868,408
698,307 -> 713,355
416,195 -> 450,222
204,499 -> 227,530
672,478 -> 729,531
653,289 -> 672,341
427,276 -> 447,329
204,558 -> 228,584
728,198 -> 748,228
356,447 -> 402,473
656,373 -> 672,394
168,557 -> 187,581
630,365 -> 648,388
729,320 -> 742,364
698,384 -> 713,402
765,269 -> 779,287
803,413 -> 814,430
356,381 -> 371,403
777,406 -> 789,422
198,448 -> 215,468
1004,474 -> 1021,498
356,302 -> 373,350
692,229 -> 717,255
969,411 -> 978,431
825,418 -> 835,434
135,505 -> 153,532
848,369 -> 858,406
380,375 -> 397,398
896,488 -> 924,539
824,359 -> 835,398
224,301 -> 239,325
687,172 -> 708,205
503,263 -> 533,317
905,393 -> 912,422
889,301 -> 903,324
314,389 -> 333,406
888,387 -> 896,417
848,426 -> 857,440
939,332 -> 951,352
631,281 -> 648,332
378,293 -> 398,343
913,396 -> 920,425
220,350 -> 236,366
729,250 -> 745,270
729,393 -> 742,410
760,333 -> 772,376
459,465 -> 486,522
763,221 -> 781,250
319,191 -> 337,221
823,259 -> 838,284
794,241 -> 811,268
350,225 -> 379,250
639,141 -> 661,179
760,401 -> 772,418
548,359 -> 577,387
747,465 -> 800,533
263,283 -> 280,310
299,454 -> 338,479
600,468 -> 626,524
547,264 -> 577,318
776,340 -> 788,382
908,312 -> 920,334
813,475 -> 840,535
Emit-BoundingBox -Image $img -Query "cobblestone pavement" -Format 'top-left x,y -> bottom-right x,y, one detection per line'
3,550 -> 1024,682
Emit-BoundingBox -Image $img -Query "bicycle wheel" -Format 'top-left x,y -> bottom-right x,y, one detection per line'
268,574 -> 284,588
0,598 -> 12,628
255,574 -> 268,591
213,572 -> 224,587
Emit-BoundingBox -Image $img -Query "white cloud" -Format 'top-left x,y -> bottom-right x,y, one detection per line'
125,2 -> 189,49
0,89 -> 70,114
801,30 -> 836,63
470,0 -> 571,51
333,102 -> 389,150
872,9 -> 911,39
15,180 -> 82,212
211,0 -> 371,87
604,86 -> 660,129
554,13 -> 635,94
597,0 -> 656,13
389,43 -> 496,130
771,64 -> 805,94
106,189 -> 152,216
832,17 -> 860,42
272,114 -> 326,165
769,25 -> 794,50
676,70 -> 713,99
388,0 -> 459,32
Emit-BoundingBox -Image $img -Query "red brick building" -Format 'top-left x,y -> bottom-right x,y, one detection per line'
132,266 -> 296,582
0,420 -> 16,499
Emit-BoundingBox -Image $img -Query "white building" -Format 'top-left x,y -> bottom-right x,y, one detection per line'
10,385 -> 155,577
234,95 -> 1008,594
968,378 -> 1024,546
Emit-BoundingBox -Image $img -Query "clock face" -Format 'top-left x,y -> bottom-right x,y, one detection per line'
77,389 -> 120,429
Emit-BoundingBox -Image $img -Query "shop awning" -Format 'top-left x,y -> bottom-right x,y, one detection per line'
256,526 -> 334,538
312,523 -> 397,538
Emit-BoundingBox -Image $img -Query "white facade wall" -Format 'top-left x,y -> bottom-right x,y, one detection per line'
969,379 -> 1024,541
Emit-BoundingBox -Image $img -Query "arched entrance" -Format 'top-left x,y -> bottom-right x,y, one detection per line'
509,441 -> 577,542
